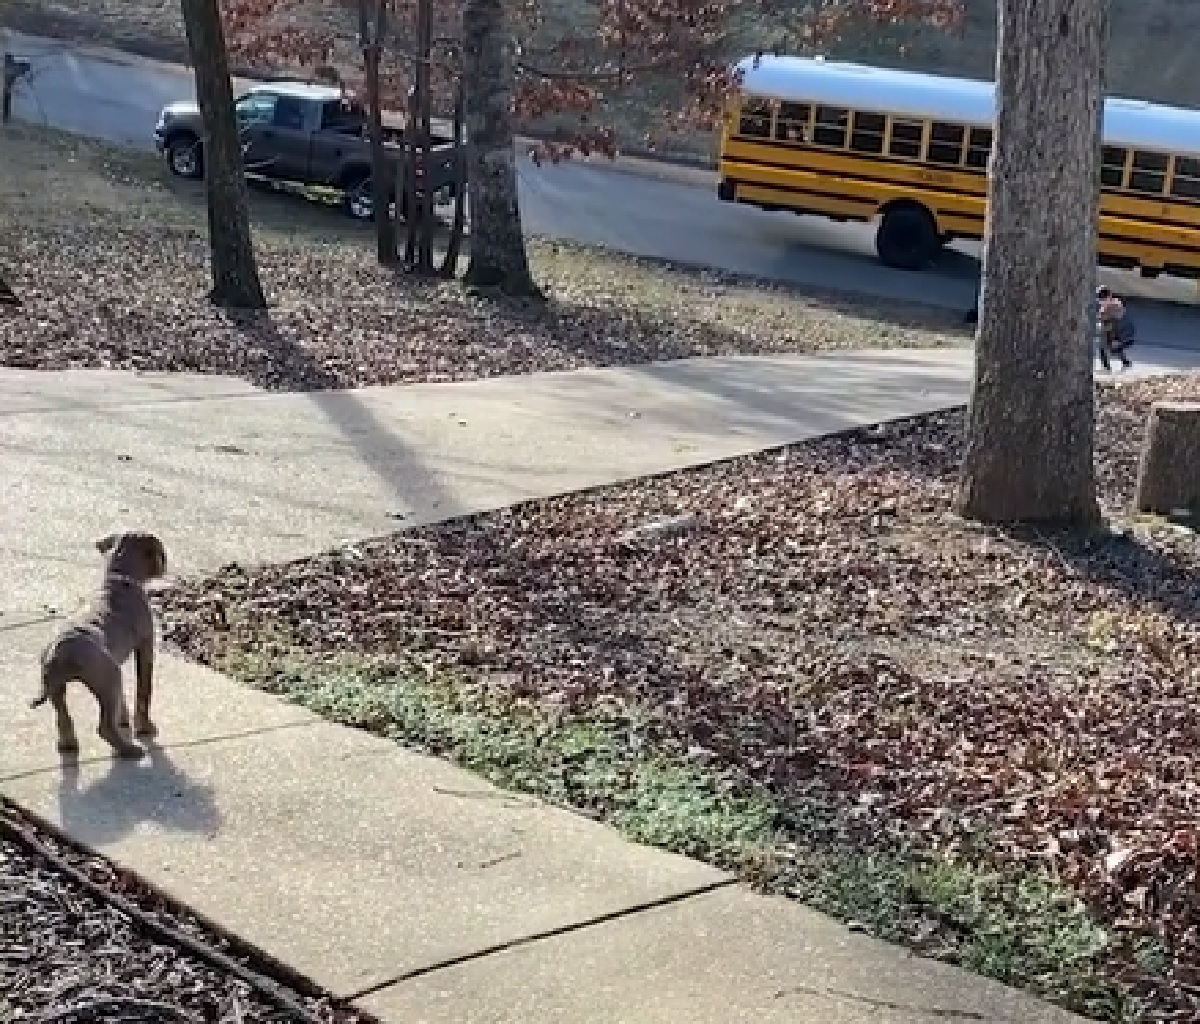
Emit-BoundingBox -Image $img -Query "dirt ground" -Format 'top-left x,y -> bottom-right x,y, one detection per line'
160,373 -> 1200,1022
0,121 -> 963,390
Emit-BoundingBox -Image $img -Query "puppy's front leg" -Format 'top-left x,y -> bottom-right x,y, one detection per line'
98,693 -> 144,759
134,641 -> 157,739
91,657 -> 143,760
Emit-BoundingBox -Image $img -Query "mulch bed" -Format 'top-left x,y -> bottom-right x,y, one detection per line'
0,800 -> 369,1023
159,373 -> 1200,1016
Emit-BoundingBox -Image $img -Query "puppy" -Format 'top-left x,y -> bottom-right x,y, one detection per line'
29,532 -> 168,759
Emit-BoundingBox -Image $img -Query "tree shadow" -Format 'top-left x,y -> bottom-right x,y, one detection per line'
228,307 -> 459,515
1015,524 -> 1200,626
210,272 -> 974,522
56,740 -> 222,846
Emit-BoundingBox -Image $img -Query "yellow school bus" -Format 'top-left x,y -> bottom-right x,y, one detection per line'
718,53 -> 1200,277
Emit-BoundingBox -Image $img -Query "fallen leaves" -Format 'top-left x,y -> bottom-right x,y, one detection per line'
0,122 -> 959,391
0,218 -> 957,390
161,374 -> 1200,1017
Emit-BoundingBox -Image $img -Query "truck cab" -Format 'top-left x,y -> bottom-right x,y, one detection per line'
155,80 -> 462,220
235,82 -> 367,186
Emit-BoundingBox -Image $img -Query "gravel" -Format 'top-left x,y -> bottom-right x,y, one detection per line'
0,800 -> 370,1024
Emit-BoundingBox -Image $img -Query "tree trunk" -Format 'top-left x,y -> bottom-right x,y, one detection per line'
416,0 -> 435,275
365,39 -> 397,265
440,84 -> 468,278
180,0 -> 266,310
955,0 -> 1105,527
360,0 -> 395,265
404,0 -> 437,276
461,0 -> 541,297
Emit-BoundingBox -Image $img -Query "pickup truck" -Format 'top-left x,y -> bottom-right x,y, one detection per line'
153,80 -> 461,221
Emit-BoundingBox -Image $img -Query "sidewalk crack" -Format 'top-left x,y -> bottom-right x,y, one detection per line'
342,877 -> 735,1003
0,612 -> 65,633
0,720 -> 318,784
774,984 -> 1000,1022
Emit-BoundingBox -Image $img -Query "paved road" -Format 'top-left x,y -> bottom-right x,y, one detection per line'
4,27 -> 1200,349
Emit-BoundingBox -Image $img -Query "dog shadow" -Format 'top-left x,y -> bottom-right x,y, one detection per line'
56,741 -> 223,846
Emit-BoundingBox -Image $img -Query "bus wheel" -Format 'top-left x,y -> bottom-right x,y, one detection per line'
877,205 -> 939,270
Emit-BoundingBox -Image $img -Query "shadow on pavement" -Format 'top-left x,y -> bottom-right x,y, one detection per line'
57,741 -> 221,845
231,312 -> 459,517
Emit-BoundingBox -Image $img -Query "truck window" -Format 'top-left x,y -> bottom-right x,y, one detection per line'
321,100 -> 364,134
273,95 -> 306,131
235,93 -> 277,126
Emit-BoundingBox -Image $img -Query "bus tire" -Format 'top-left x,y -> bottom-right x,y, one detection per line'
876,204 -> 939,271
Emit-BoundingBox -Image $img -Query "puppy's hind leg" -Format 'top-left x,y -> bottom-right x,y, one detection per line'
40,668 -> 79,755
87,655 -> 144,760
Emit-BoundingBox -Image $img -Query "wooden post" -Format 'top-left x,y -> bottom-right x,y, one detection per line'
3,54 -> 32,123
1134,401 -> 1200,517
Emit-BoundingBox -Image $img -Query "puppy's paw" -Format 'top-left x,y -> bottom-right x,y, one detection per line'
100,725 -> 144,760
134,718 -> 158,739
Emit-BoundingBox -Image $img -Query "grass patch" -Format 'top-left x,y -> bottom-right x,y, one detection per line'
217,643 -> 1130,1022
223,646 -> 781,867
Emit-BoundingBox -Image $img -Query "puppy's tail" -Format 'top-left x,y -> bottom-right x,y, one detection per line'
29,672 -> 66,710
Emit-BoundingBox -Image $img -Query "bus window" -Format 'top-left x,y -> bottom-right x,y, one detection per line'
813,106 -> 849,148
965,127 -> 992,169
738,98 -> 773,139
1129,151 -> 1168,194
928,122 -> 965,165
1171,156 -> 1200,200
850,111 -> 886,154
888,118 -> 923,159
1101,147 -> 1127,188
775,102 -> 811,143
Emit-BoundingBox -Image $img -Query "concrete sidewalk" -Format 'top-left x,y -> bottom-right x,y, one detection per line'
4,346 -> 1177,1021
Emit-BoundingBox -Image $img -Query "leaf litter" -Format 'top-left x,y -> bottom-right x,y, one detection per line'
161,373 -> 1200,1020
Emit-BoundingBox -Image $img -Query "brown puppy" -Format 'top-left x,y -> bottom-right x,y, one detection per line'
29,532 -> 168,759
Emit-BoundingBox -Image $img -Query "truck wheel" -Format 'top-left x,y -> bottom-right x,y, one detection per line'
876,204 -> 939,271
344,176 -> 375,221
166,134 -> 204,180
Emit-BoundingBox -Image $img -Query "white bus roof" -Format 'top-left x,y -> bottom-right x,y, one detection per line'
735,54 -> 1200,156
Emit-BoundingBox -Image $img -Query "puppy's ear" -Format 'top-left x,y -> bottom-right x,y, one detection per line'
140,534 -> 168,576
95,534 -> 119,554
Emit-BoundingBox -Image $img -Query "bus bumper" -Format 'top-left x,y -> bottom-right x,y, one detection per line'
717,179 -> 735,202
